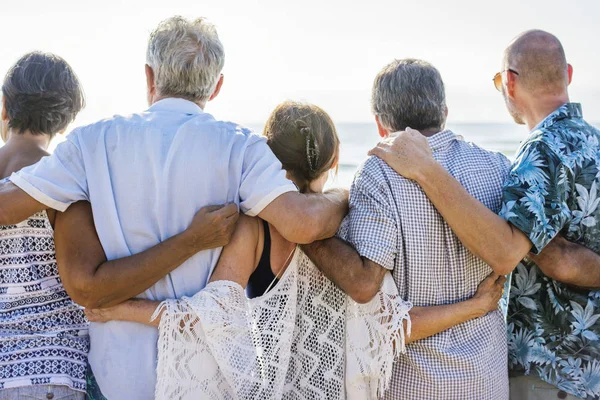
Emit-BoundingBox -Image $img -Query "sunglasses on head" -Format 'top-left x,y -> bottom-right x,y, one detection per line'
493,69 -> 519,91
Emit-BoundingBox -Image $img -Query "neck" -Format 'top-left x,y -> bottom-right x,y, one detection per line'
4,130 -> 52,152
522,93 -> 569,131
419,127 -> 442,137
152,94 -> 206,110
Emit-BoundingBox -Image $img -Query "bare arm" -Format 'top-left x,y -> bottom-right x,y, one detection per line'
0,182 -> 48,225
302,237 -> 387,304
55,201 -> 239,309
529,235 -> 600,289
85,215 -> 263,326
369,130 -> 531,275
258,189 -> 348,245
302,237 -> 505,342
406,273 -> 505,343
85,298 -> 163,327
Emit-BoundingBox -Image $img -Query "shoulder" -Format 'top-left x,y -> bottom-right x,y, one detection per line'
199,116 -> 266,148
351,156 -> 402,202
453,139 -> 512,173
65,113 -> 145,143
530,119 -> 599,157
355,156 -> 399,185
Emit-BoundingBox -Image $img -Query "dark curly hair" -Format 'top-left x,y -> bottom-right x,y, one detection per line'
2,51 -> 85,136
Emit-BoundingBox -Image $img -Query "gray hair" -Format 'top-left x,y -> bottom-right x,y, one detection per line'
372,59 -> 446,132
146,16 -> 225,103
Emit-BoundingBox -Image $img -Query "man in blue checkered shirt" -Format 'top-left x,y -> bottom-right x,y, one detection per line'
303,58 -> 512,399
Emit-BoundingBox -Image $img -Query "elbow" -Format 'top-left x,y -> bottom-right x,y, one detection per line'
490,261 -> 516,276
488,248 -> 521,276
63,277 -> 100,309
293,213 -> 324,245
0,207 -> 15,226
347,280 -> 380,304
537,257 -> 576,284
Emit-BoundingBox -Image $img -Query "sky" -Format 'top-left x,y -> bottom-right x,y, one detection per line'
0,0 -> 599,130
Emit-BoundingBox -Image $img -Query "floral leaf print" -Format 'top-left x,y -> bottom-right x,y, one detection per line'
570,300 -> 600,340
574,181 -> 600,227
522,191 -> 548,227
512,264 -> 542,298
508,325 -> 536,371
579,360 -> 600,398
529,342 -> 559,368
499,200 -> 517,220
515,146 -> 549,188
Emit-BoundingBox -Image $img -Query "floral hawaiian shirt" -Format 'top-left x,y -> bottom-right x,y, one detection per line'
500,103 -> 600,399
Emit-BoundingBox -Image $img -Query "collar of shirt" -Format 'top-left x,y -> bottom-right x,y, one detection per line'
427,129 -> 457,152
532,102 -> 582,132
147,97 -> 204,115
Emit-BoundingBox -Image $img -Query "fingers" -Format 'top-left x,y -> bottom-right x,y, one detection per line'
496,275 -> 507,286
482,272 -> 500,283
211,203 -> 239,219
200,205 -> 224,214
368,146 -> 393,159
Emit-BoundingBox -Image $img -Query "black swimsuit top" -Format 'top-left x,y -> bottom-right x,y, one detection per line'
247,220 -> 278,299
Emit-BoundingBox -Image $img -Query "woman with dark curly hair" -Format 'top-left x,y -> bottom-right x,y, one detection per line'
0,52 -> 88,400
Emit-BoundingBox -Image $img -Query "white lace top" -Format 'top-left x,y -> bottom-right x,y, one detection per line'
154,249 -> 411,400
0,211 -> 89,391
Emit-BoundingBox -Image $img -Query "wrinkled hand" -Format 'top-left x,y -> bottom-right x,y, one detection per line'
472,272 -> 507,316
368,128 -> 435,181
186,204 -> 239,250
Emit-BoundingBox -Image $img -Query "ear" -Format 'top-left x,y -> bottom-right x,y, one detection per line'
1,98 -> 9,143
506,70 -> 518,99
375,115 -> 389,138
567,63 -> 573,85
145,64 -> 157,98
1,97 -> 8,122
209,74 -> 224,102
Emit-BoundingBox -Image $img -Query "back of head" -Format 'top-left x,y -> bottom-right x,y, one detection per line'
2,51 -> 84,136
372,59 -> 446,132
264,101 -> 340,193
147,16 -> 225,103
506,30 -> 568,94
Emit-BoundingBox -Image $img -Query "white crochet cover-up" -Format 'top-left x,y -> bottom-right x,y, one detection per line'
153,249 -> 411,400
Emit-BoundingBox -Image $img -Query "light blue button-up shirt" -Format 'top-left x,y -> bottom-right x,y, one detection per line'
10,98 -> 297,400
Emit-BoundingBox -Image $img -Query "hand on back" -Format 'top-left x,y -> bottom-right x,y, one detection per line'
185,204 -> 239,250
472,273 -> 507,316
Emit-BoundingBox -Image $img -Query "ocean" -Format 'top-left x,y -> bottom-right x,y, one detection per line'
38,120 -> 600,189
247,122 -> 530,189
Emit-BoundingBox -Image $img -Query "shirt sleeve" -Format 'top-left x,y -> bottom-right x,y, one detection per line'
239,137 -> 297,216
9,133 -> 89,212
499,140 -> 571,254
337,166 -> 398,270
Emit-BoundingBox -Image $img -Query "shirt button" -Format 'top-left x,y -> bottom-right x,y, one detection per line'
557,391 -> 567,399
46,393 -> 54,399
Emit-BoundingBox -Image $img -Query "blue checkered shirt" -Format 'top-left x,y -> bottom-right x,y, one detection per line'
338,130 -> 511,400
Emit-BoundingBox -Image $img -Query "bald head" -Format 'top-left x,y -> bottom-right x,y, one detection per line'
505,30 -> 569,94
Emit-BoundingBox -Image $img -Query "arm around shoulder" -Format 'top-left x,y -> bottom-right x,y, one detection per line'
0,182 -> 48,225
259,189 -> 348,245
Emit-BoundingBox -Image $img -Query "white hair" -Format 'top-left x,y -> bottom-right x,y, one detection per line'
146,16 -> 225,103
